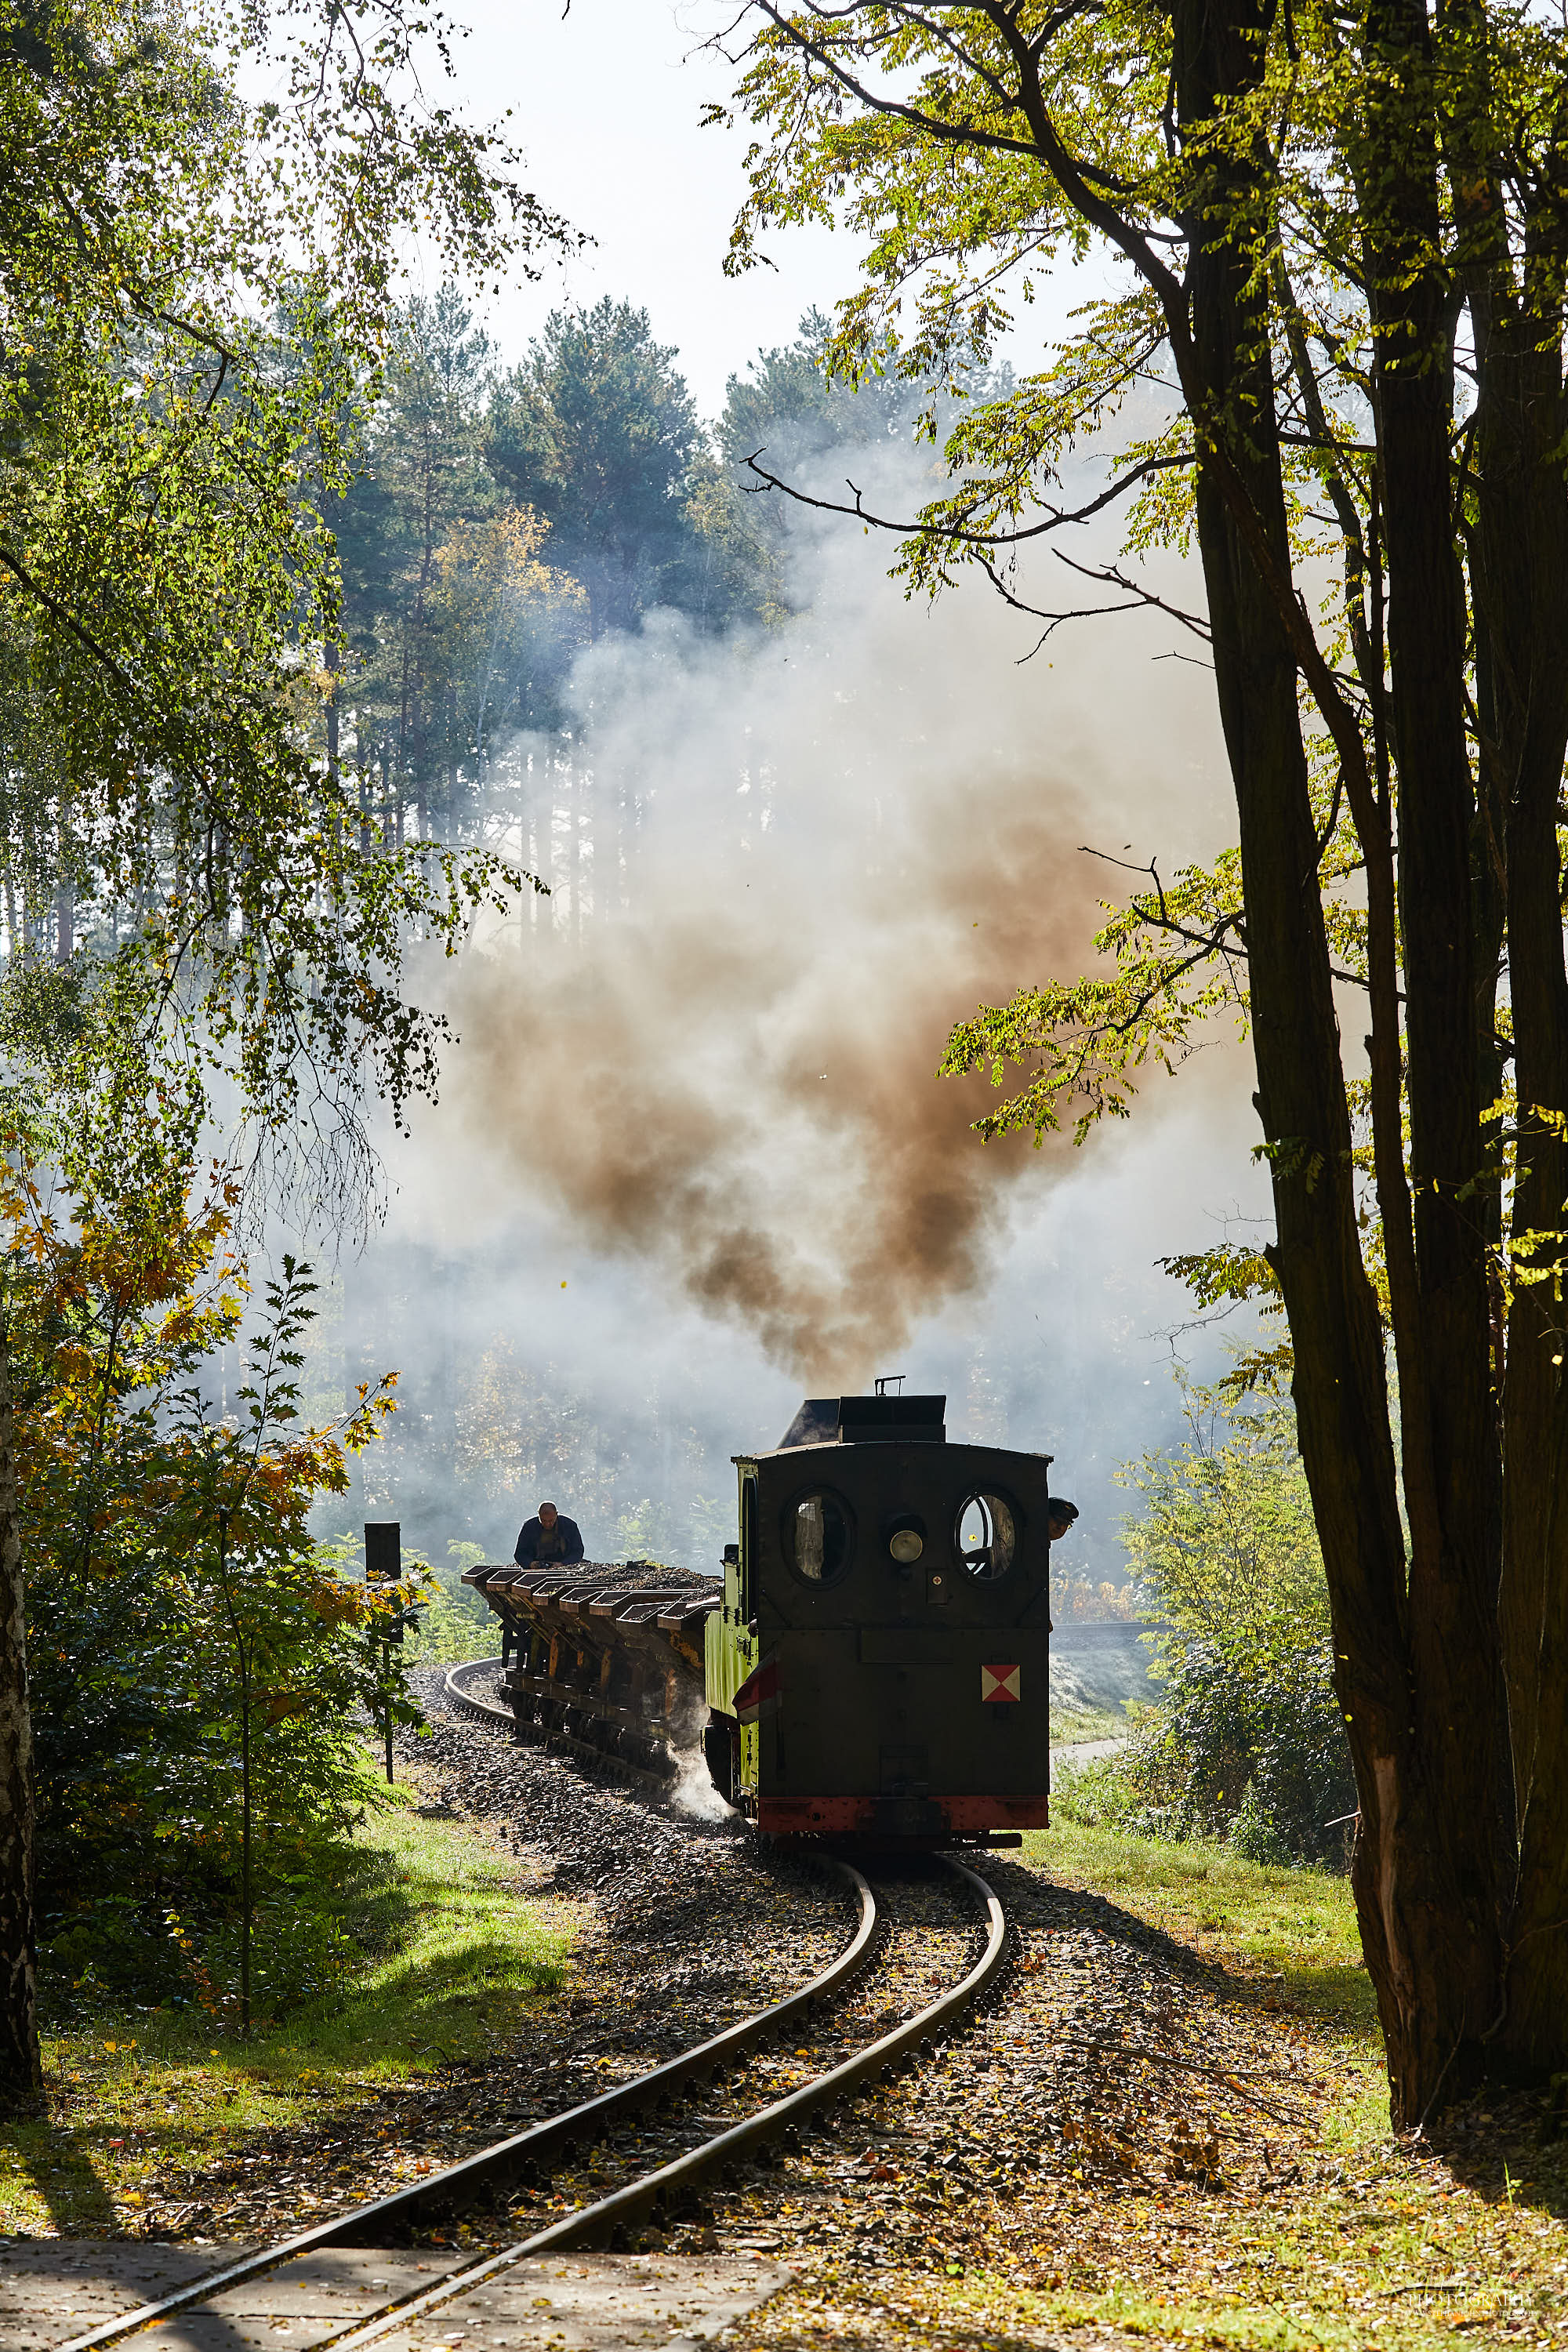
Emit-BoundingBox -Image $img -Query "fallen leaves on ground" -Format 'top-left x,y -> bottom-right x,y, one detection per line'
20,1701 -> 1568,2352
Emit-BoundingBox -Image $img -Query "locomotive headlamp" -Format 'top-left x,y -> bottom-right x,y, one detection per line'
888,1526 -> 924,1564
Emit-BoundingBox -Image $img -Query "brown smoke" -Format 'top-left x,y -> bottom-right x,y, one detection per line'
441,529 -> 1223,1390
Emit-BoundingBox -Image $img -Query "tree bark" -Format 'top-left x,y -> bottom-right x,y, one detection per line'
0,1317 -> 41,2112
1472,211 -> 1568,2075
1350,0 -> 1514,2097
1171,0 -> 1510,2122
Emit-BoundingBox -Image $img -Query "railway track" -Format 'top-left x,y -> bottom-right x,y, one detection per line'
443,1655 -> 679,1795
60,1660 -> 1021,2350
442,1655 -> 514,1731
60,1846 -> 1012,2352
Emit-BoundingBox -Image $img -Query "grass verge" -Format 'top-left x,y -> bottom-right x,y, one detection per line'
731,1820 -> 1566,2350
1047,1703 -> 1136,1744
1,1773 -> 579,2236
1027,1815 -> 1373,2025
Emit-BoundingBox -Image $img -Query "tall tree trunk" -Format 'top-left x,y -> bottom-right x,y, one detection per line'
325,641 -> 340,798
0,1319 -> 41,2112
358,727 -> 372,858
1171,0 -> 1506,2123
323,641 -> 341,919
1473,223 -> 1568,2075
1352,0 -> 1513,2096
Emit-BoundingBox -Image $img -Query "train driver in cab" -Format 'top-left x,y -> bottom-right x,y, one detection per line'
514,1500 -> 586,1570
1047,1497 -> 1079,1542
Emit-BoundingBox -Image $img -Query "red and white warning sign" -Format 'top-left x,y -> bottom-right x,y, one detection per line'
981,1662 -> 1022,1703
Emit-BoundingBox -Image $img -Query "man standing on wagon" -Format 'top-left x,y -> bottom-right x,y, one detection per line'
514,1500 -> 586,1570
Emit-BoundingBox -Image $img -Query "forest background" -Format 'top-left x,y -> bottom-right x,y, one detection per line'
0,0 -> 1352,2107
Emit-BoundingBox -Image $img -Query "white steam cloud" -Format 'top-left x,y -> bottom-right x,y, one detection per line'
340,453 -> 1272,1575
436,460 -> 1238,1392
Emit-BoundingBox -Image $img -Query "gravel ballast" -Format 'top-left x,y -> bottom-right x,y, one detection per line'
83,1666 -> 1568,2350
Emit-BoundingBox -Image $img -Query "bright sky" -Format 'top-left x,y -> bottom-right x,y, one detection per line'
407,0 -> 842,413
418,0 -> 1114,417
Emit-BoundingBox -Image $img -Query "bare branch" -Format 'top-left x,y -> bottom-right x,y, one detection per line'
743,447 -> 1190,546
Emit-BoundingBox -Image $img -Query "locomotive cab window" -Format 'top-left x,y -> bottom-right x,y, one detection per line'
956,1490 -> 1018,1581
785,1489 -> 855,1588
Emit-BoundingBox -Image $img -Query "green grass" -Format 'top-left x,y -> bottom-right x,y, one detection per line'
1025,1814 -> 1377,2042
2,1772 -> 580,2234
1048,1701 -> 1137,1744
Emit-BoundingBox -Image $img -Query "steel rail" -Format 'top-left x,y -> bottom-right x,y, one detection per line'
444,1657 -> 677,1795
326,1854 -> 1010,2352
442,1655 -> 511,1728
58,1861 -> 877,2352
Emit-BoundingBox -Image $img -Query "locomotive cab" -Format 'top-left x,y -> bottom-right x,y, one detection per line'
703,1392 -> 1062,1842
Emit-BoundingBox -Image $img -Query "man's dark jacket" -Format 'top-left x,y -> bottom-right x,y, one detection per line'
514,1515 -> 586,1569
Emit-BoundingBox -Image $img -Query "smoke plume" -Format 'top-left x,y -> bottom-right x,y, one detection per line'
437,467 -> 1229,1393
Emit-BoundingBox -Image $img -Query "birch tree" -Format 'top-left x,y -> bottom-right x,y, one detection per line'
0,0 -> 571,2107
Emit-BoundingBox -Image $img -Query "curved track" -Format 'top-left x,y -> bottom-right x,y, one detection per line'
445,1656 -> 677,1795
60,1856 -> 877,2352
61,1673 -> 1015,2352
330,1853 -> 1009,2352
443,1655 -> 513,1730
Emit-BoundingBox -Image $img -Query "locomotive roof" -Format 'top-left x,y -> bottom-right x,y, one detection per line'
732,1393 -> 1058,1468
775,1394 -> 946,1448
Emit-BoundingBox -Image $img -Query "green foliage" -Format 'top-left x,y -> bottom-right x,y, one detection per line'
0,0 -> 571,1197
614,1491 -> 731,1575
1058,1385 -> 1354,1867
1060,1639 -> 1356,1871
1120,1384 -> 1327,1646
326,286 -> 847,845
0,0 -> 589,2053
49,1886 -> 361,2020
401,1547 -> 493,1665
2,1083 -> 411,2022
487,299 -> 710,637
717,310 -> 913,468
700,309 -> 931,623
22,1792 -> 575,2240
332,286 -> 589,812
693,306 -> 1020,626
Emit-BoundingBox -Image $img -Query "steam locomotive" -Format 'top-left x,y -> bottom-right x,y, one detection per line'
460,1389 -> 1073,1845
